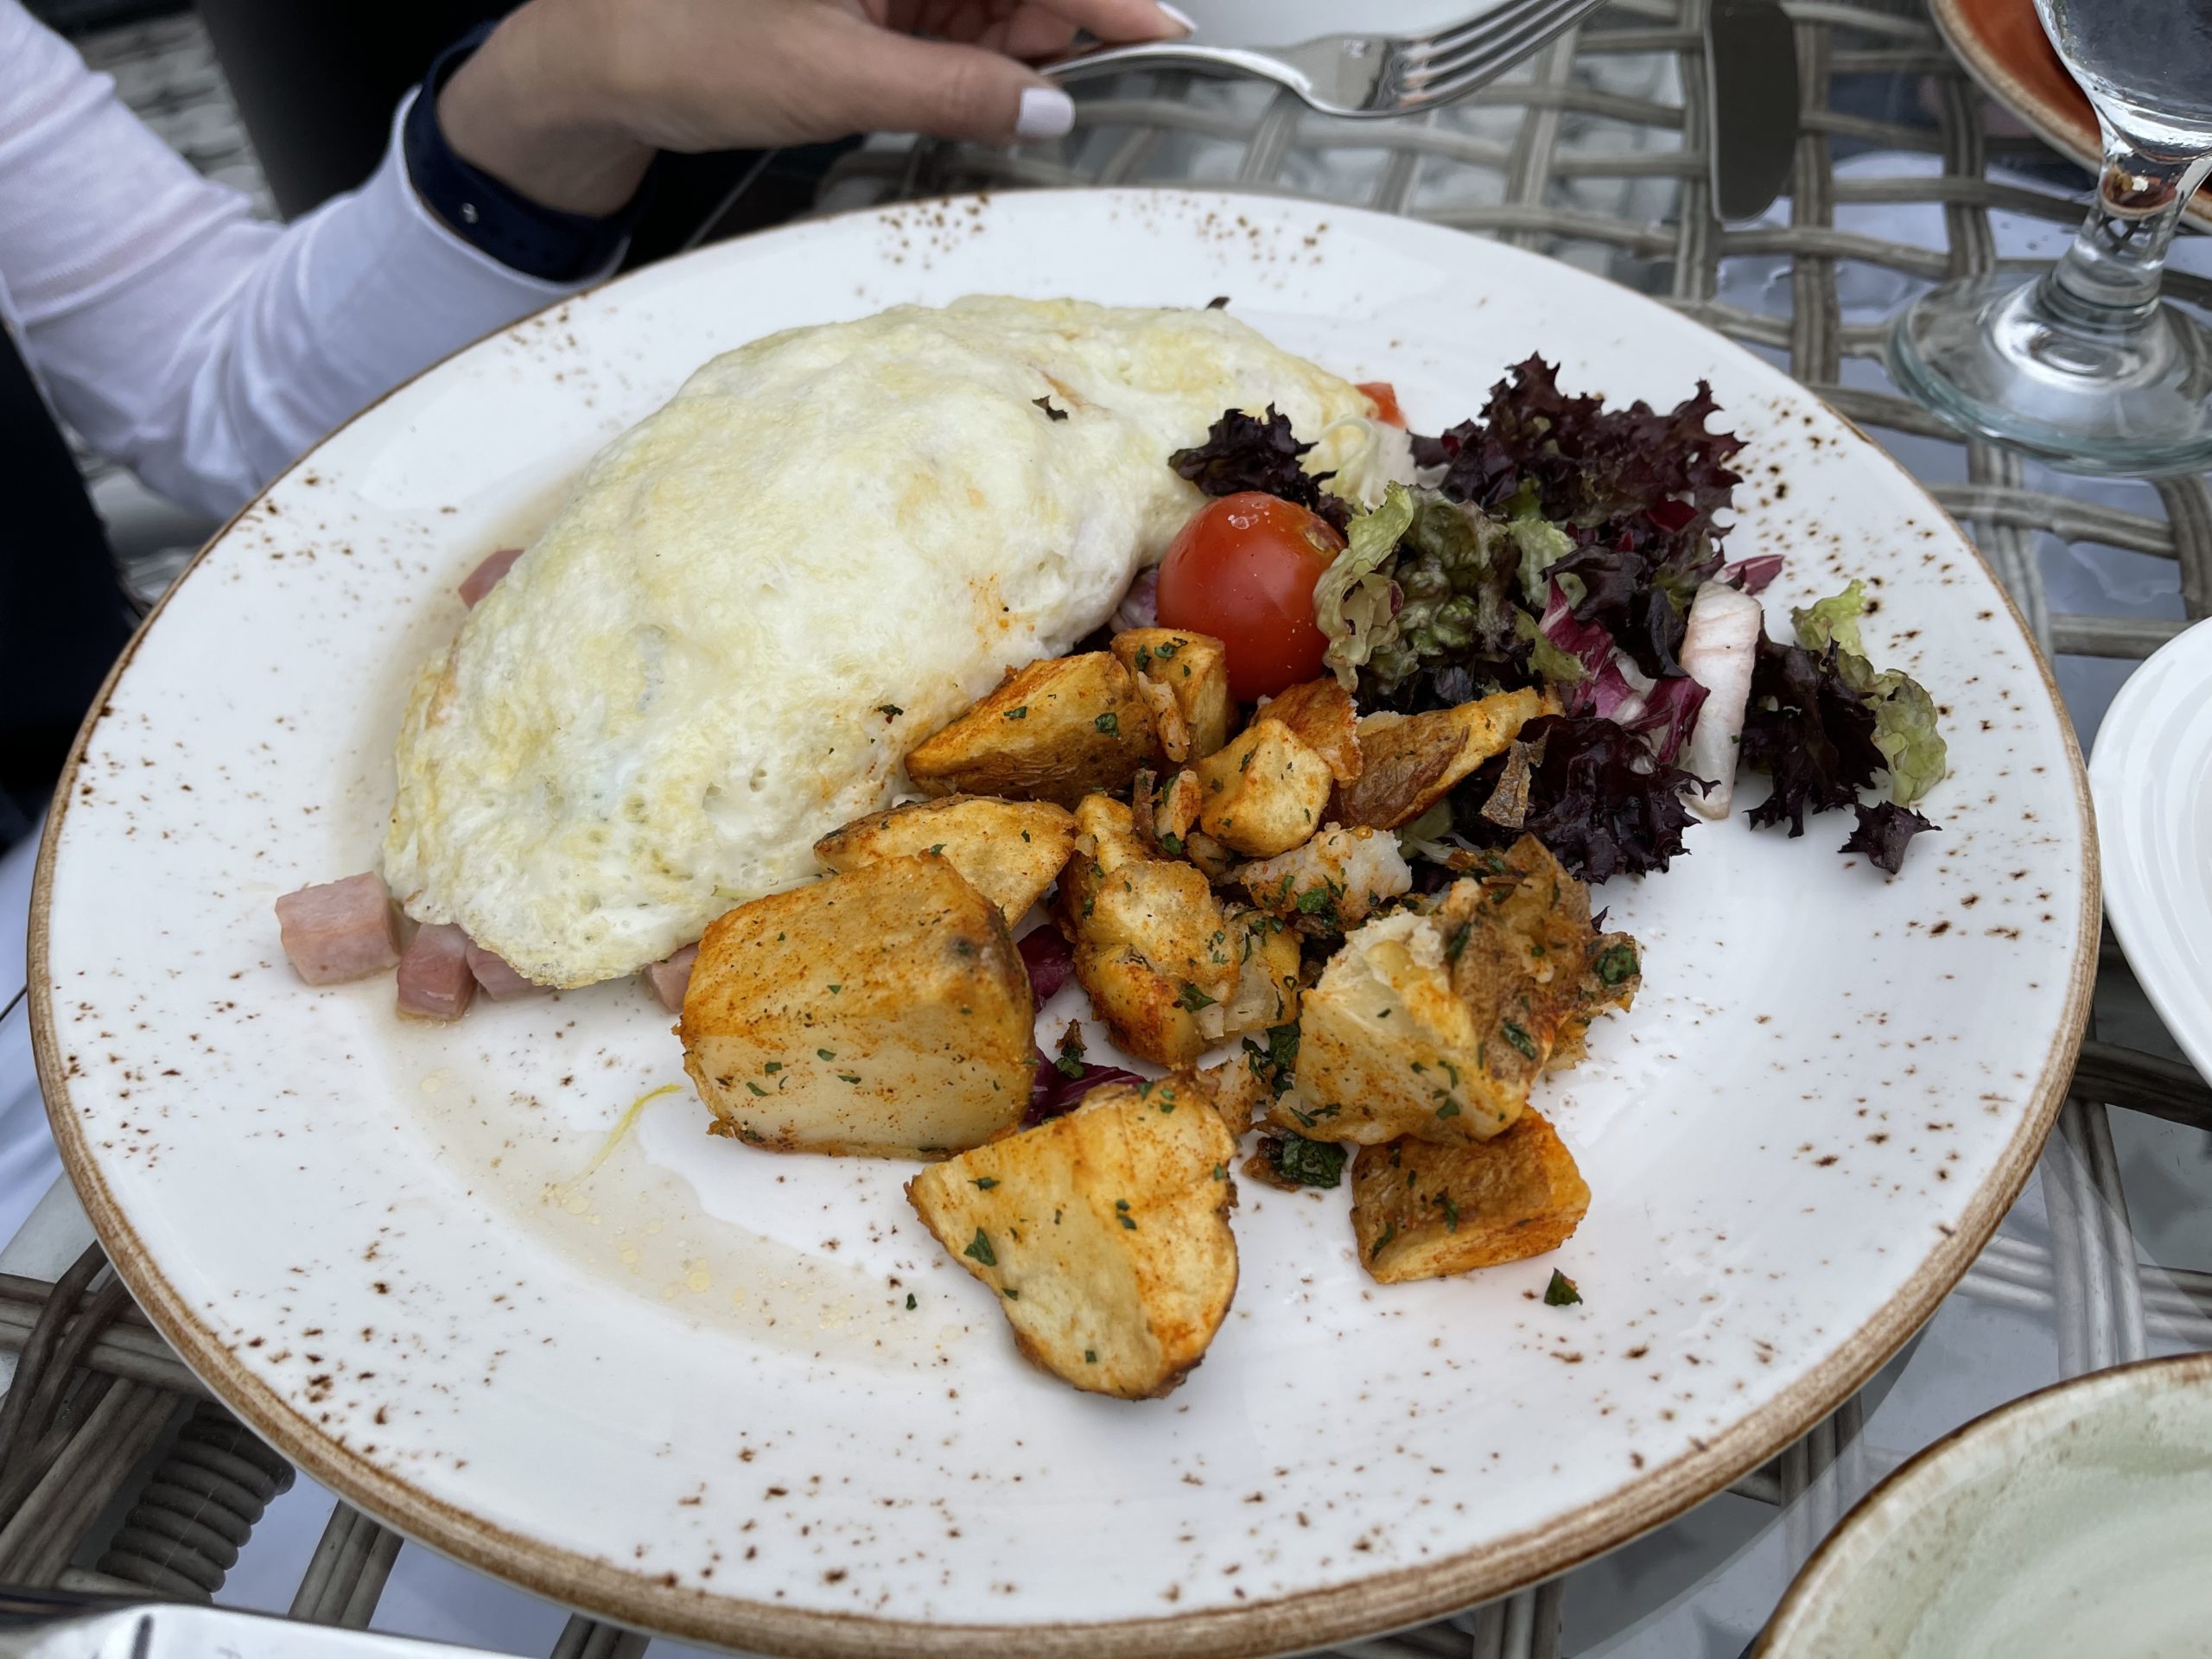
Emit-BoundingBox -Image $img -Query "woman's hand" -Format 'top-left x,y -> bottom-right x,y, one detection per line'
438,0 -> 1189,219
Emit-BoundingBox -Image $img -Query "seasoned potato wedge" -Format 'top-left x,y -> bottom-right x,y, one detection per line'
1330,688 -> 1548,830
1057,806 -> 1237,1067
1111,629 -> 1232,761
680,855 -> 1033,1157
1278,908 -> 1506,1146
1433,835 -> 1642,1079
907,1079 -> 1239,1399
1350,1111 -> 1590,1284
1192,718 -> 1335,857
906,653 -> 1163,807
1234,825 -> 1412,936
1260,677 -> 1361,785
814,795 -> 1076,924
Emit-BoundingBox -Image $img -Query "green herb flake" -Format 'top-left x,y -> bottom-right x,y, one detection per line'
1119,1215 -> 1138,1230
1435,1098 -> 1462,1120
1595,944 -> 1640,986
1002,1287 -> 1020,1300
1268,1134 -> 1347,1189
1004,706 -> 1029,721
1154,641 -> 1179,659
1084,1350 -> 1098,1363
762,1061 -> 782,1073
1544,1269 -> 1581,1306
963,1229 -> 997,1268
1441,1195 -> 1460,1233
972,1176 -> 999,1190
1160,832 -> 1184,857
906,1293 -> 917,1309
1445,923 -> 1472,963
827,983 -> 842,995
744,1080 -> 769,1097
1370,1220 -> 1397,1259
1177,982 -> 1217,1012
1212,1163 -> 1227,1181
1502,1020 -> 1538,1060
837,1072 -> 861,1084
817,1048 -> 836,1061
876,703 -> 904,719
1095,713 -> 1120,735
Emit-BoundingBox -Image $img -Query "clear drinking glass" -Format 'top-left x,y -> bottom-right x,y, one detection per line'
1888,0 -> 2212,475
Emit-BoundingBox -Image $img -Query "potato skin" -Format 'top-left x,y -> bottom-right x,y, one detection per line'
1260,677 -> 1362,785
1192,718 -> 1335,857
906,1079 -> 1239,1399
1330,688 -> 1548,830
906,653 -> 1164,807
813,795 -> 1076,924
1351,1111 -> 1590,1285
1111,629 -> 1232,760
679,855 -> 1033,1158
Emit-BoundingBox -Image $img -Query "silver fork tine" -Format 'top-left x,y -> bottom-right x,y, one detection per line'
1394,0 -> 1598,104
1395,0 -> 1583,69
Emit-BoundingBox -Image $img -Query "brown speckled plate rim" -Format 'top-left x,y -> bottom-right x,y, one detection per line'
29,188 -> 2098,1659
1929,0 -> 2212,230
1752,1351 -> 2212,1656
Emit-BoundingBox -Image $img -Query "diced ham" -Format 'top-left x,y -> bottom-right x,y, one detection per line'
464,940 -> 546,1000
397,923 -> 475,1021
276,873 -> 401,986
458,547 -> 524,608
643,944 -> 698,1014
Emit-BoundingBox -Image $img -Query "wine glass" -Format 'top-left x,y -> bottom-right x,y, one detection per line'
1889,0 -> 2212,475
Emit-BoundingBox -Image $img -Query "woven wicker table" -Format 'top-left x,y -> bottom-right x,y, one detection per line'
5,3 -> 2210,1656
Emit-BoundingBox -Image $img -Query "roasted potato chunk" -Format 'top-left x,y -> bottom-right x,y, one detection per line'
680,855 -> 1033,1158
1351,1111 -> 1590,1284
1432,835 -> 1642,1079
1330,688 -> 1548,830
1193,906 -> 1300,1046
1111,629 -> 1231,760
1192,719 -> 1334,857
1056,799 -> 1237,1066
1279,908 -> 1506,1146
1234,825 -> 1413,936
814,795 -> 1076,925
1260,677 -> 1361,785
906,653 -> 1162,807
907,1079 -> 1239,1399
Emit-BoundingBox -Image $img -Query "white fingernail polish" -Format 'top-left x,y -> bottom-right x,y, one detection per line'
1155,2 -> 1198,34
1016,86 -> 1076,141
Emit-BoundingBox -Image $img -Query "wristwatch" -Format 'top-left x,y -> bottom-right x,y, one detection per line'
403,24 -> 655,283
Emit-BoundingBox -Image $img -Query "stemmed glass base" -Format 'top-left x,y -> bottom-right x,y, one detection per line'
1890,267 -> 2212,477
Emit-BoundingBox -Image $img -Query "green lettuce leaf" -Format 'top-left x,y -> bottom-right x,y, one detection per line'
1791,578 -> 1946,804
1508,497 -> 1576,610
1316,482 -> 1416,688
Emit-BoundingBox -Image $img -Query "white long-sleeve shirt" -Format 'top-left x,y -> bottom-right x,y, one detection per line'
0,1 -> 589,518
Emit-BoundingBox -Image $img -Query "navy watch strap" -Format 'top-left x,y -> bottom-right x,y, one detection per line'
404,24 -> 653,283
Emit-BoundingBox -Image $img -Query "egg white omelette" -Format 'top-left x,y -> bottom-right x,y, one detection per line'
381,296 -> 1376,988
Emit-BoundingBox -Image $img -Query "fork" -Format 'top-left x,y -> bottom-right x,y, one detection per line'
1040,0 -> 1611,119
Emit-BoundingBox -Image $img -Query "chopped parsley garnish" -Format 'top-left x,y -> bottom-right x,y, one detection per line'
1033,396 -> 1069,421
876,703 -> 903,718
762,1061 -> 781,1073
963,1230 -> 997,1268
1004,706 -> 1028,720
1502,1020 -> 1538,1060
1544,1269 -> 1582,1306
1177,982 -> 1217,1012
1266,1134 -> 1346,1188
827,983 -> 842,995
1054,1022 -> 1087,1080
1595,944 -> 1639,986
1445,923 -> 1472,963
1095,712 -> 1120,735
1154,641 -> 1179,659
1371,1220 -> 1397,1258
1002,1287 -> 1020,1300
972,1176 -> 998,1190
1435,1098 -> 1462,1120
1440,1195 -> 1460,1233
1084,1350 -> 1098,1363
817,1048 -> 836,1061
1212,1163 -> 1227,1181
1294,885 -> 1336,916
906,1293 -> 917,1309
1160,832 -> 1184,857
744,1080 -> 768,1097
837,1071 -> 861,1084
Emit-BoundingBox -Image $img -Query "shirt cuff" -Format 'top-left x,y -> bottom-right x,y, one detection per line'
399,25 -> 652,284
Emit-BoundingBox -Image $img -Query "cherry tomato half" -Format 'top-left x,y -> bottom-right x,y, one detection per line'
1356,380 -> 1406,428
1155,492 -> 1344,702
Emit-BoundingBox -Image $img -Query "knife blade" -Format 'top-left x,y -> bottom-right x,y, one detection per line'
1704,0 -> 1800,221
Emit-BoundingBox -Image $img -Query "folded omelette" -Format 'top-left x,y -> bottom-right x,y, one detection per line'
381,296 -> 1375,987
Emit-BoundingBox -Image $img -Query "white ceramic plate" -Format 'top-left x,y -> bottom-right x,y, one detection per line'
1757,1353 -> 2212,1656
2091,618 -> 2212,1084
32,190 -> 2094,1658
